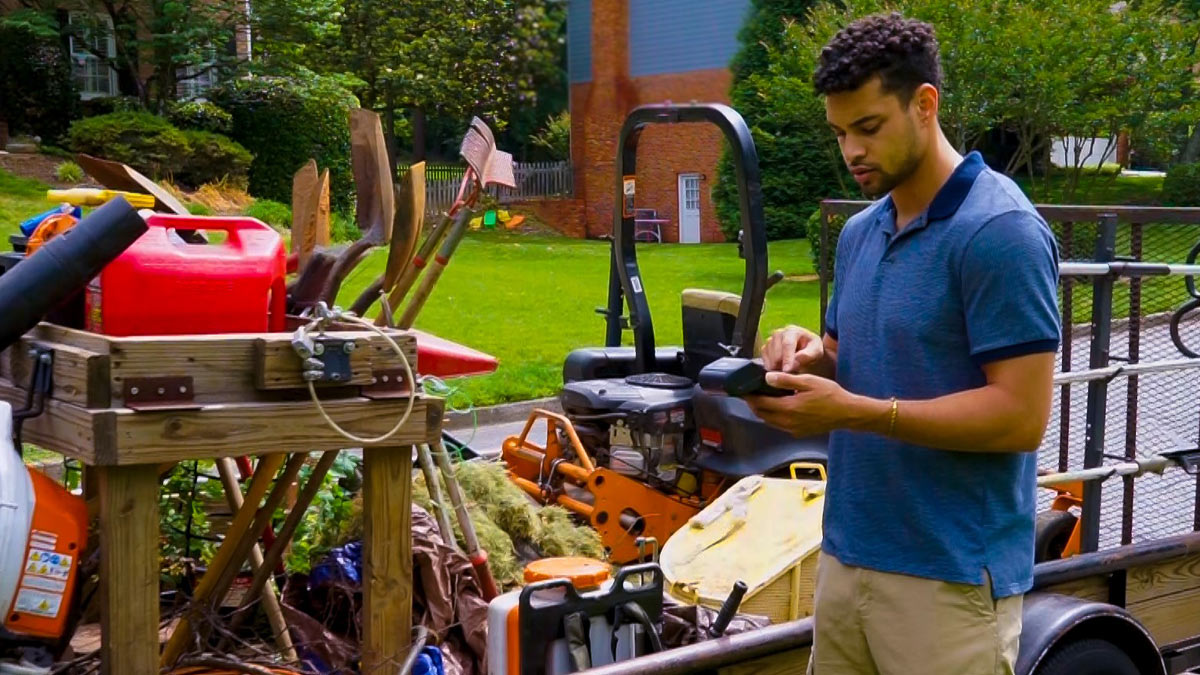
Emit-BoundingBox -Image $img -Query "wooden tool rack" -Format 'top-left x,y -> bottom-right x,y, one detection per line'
0,322 -> 443,674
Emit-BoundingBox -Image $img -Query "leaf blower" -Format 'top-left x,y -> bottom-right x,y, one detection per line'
0,197 -> 148,669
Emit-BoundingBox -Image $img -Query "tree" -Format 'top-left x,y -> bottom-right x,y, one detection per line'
713,0 -> 850,242
0,10 -> 80,144
718,0 -> 1200,238
1162,0 -> 1200,163
15,0 -> 249,108
331,0 -> 563,169
528,111 -> 570,161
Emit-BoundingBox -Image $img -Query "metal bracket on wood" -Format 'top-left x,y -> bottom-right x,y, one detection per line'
13,347 -> 54,452
361,368 -> 412,400
123,376 -> 199,411
299,336 -> 356,385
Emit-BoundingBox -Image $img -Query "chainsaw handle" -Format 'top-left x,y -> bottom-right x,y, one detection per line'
709,580 -> 748,638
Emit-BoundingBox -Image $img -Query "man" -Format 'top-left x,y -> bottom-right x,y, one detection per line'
744,12 -> 1062,675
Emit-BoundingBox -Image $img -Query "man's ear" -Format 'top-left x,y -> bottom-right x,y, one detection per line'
914,83 -> 938,125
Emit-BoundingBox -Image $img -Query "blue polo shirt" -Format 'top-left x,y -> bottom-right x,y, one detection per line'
823,151 -> 1061,598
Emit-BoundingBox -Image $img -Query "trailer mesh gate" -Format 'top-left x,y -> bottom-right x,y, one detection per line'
819,202 -> 1200,552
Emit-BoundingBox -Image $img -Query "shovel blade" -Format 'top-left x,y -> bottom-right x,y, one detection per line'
350,108 -> 395,245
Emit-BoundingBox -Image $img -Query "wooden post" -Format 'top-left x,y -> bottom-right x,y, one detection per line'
361,445 -> 413,674
98,464 -> 160,675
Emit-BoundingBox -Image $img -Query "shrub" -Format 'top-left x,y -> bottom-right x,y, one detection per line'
167,100 -> 233,134
331,212 -> 360,242
68,112 -> 190,179
55,161 -> 84,184
177,130 -> 252,188
712,0 -> 851,242
243,199 -> 292,230
209,74 -> 359,212
79,96 -> 144,118
1163,163 -> 1200,207
805,208 -> 848,277
0,12 -> 80,145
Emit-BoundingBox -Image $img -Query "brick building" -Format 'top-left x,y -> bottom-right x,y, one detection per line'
564,0 -> 751,243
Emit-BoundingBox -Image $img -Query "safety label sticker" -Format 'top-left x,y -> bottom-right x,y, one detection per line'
19,576 -> 66,593
14,588 -> 61,618
24,548 -> 72,581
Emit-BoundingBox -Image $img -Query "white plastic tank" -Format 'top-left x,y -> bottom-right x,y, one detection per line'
486,558 -> 640,675
0,402 -> 35,620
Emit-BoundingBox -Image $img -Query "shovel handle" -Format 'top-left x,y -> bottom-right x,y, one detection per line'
469,549 -> 500,601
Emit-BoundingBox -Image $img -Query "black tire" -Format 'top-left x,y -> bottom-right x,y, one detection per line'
1036,638 -> 1139,675
1035,509 -> 1078,563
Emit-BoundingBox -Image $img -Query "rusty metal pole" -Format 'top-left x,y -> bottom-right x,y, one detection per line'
1081,214 -> 1119,555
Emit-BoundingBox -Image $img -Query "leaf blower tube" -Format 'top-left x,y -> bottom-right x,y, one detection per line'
0,197 -> 147,351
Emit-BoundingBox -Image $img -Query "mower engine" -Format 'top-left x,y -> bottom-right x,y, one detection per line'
559,372 -> 698,495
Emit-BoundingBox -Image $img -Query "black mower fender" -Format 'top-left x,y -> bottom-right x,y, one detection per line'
1016,592 -> 1165,675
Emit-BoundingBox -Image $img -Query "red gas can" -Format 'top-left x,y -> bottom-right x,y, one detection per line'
86,214 -> 287,336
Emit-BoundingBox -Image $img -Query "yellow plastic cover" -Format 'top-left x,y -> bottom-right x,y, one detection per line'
659,466 -> 825,605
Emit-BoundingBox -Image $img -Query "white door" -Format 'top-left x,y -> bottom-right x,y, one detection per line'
678,173 -> 701,244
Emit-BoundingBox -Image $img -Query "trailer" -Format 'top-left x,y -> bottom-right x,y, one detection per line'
573,203 -> 1200,675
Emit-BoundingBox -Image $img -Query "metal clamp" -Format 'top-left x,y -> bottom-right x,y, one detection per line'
291,310 -> 356,384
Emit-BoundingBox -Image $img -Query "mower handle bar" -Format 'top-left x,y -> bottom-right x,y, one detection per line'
607,103 -> 768,374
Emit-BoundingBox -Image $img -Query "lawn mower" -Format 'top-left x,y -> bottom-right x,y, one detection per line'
501,103 -> 829,563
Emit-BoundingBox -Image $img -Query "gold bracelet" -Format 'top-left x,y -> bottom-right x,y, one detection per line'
888,397 -> 898,436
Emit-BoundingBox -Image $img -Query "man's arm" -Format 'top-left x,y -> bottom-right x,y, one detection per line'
839,350 -> 1054,452
752,349 -> 1055,453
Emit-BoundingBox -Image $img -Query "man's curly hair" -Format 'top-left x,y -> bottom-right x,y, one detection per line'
813,12 -> 941,105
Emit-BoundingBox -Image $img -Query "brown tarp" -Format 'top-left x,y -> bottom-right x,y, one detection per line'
281,504 -> 491,675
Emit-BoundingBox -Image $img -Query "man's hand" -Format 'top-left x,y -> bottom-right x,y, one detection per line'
762,325 -> 837,378
745,352 -> 1057,453
744,372 -> 876,438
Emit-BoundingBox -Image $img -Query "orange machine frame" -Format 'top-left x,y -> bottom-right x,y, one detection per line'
1043,480 -> 1085,560
501,409 -> 724,563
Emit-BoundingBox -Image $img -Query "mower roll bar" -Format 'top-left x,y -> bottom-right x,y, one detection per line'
603,103 -> 768,374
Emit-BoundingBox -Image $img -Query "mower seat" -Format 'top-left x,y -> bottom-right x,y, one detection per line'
680,288 -> 763,381
682,290 -> 829,476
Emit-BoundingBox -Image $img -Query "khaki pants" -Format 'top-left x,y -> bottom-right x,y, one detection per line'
806,553 -> 1022,675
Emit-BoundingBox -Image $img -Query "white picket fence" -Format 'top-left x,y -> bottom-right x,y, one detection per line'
402,161 -> 573,216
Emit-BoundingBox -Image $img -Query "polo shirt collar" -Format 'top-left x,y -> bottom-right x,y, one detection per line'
876,150 -> 986,236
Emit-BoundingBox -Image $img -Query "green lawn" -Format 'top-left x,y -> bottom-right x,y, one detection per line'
0,168 -> 821,406
333,233 -> 821,406
1015,173 -> 1164,206
0,169 -> 53,236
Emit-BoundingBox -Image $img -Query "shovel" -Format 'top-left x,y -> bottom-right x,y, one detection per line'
378,117 -> 516,328
290,159 -> 331,275
346,161 -> 426,319
73,153 -> 209,244
317,108 -> 395,306
74,152 -> 191,216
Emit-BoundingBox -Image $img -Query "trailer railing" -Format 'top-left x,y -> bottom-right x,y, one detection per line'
819,201 -> 1200,553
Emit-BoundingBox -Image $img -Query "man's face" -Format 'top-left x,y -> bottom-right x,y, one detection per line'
825,76 -> 927,198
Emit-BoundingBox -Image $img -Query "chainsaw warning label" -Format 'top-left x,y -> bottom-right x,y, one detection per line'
14,588 -> 61,618
19,576 -> 66,593
24,548 -> 72,581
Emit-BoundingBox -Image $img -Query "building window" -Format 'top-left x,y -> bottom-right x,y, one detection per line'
68,12 -> 119,99
176,60 -> 218,101
684,176 -> 700,211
